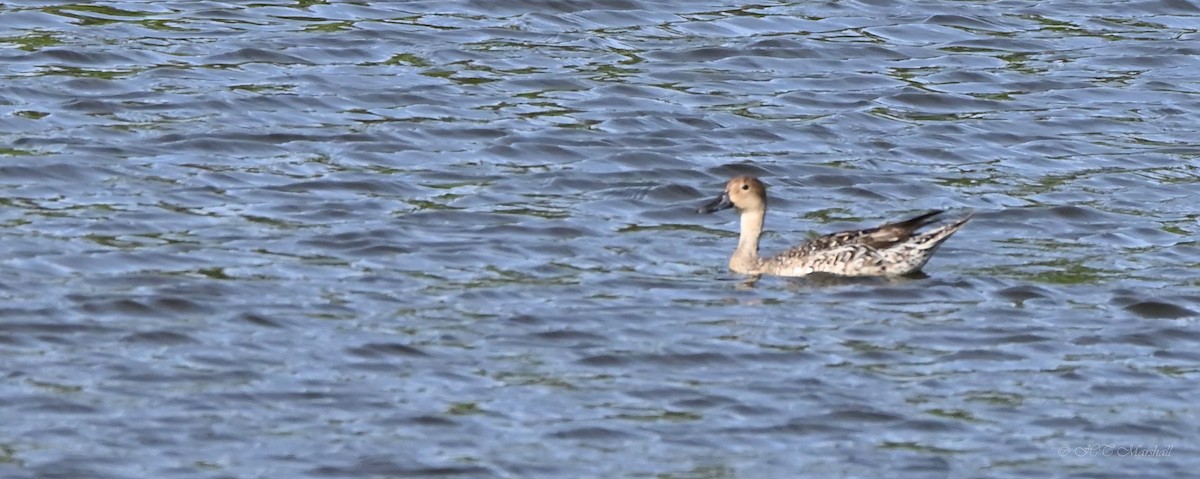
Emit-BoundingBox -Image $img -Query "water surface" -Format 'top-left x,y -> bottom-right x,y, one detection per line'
1,1 -> 1198,478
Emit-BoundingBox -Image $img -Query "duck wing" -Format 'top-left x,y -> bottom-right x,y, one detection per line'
811,210 -> 945,250
763,210 -> 968,277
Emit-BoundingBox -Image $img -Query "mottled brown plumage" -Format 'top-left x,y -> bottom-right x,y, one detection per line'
699,176 -> 970,277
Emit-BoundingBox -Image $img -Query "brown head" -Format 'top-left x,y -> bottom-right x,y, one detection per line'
698,176 -> 767,214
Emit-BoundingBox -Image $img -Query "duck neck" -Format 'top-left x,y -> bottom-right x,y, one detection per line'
730,208 -> 764,274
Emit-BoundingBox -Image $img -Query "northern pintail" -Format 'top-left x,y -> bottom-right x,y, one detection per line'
699,176 -> 970,277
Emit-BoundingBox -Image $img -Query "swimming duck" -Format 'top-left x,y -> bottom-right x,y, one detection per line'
699,176 -> 970,277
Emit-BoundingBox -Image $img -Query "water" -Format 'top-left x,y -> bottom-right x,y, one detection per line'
1,1 -> 1198,477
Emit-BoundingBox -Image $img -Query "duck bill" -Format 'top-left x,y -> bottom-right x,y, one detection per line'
698,193 -> 733,213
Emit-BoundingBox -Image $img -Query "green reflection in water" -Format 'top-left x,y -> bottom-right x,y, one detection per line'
801,207 -> 856,223
869,107 -> 982,122
39,66 -> 138,79
421,69 -> 454,79
964,391 -> 1023,407
926,408 -> 979,422
407,199 -> 463,211
51,4 -> 152,16
84,234 -> 145,248
26,379 -> 83,394
136,19 -> 194,32
198,267 -> 233,280
879,441 -> 963,454
1025,264 -> 1109,284
15,111 -> 51,120
230,84 -> 296,93
0,32 -> 62,51
658,464 -> 738,479
242,214 -> 301,228
0,148 -> 39,156
0,444 -> 21,466
518,104 -> 581,118
446,401 -> 482,415
615,410 -> 703,422
43,4 -> 153,27
377,53 -> 432,68
493,371 -> 577,389
494,207 -> 567,219
619,223 -> 732,236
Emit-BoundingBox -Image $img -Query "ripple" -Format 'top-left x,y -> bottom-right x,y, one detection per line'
1123,301 -> 1198,319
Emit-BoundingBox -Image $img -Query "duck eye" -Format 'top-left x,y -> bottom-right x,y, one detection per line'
741,184 -> 749,190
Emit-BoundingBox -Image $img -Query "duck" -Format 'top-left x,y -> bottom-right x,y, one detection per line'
698,176 -> 971,277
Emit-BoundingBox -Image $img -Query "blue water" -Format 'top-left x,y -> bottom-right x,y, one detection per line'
0,1 -> 1197,477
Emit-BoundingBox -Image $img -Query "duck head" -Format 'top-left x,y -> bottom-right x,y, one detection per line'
699,176 -> 767,214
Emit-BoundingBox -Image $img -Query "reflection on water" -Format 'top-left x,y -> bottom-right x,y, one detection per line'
1,1 -> 1198,478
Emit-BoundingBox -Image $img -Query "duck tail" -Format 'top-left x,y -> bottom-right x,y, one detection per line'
884,210 -> 945,235
912,212 -> 973,251
886,211 -> 972,276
